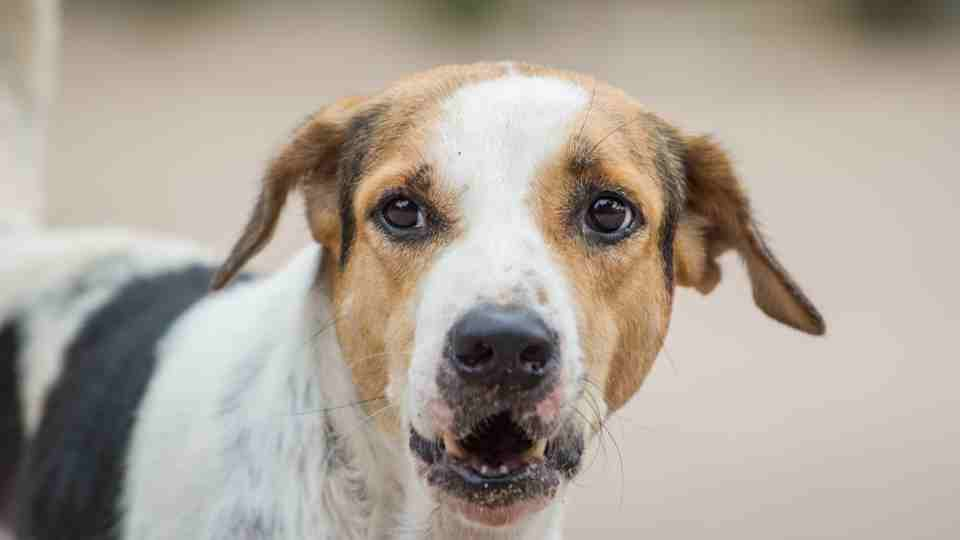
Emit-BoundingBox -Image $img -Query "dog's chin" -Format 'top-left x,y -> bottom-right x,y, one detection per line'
438,490 -> 554,528
421,458 -> 557,527
409,413 -> 583,527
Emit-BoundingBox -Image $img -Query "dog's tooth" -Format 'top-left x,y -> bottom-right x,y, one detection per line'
524,439 -> 548,461
443,433 -> 466,459
480,465 -> 491,476
499,465 -> 509,476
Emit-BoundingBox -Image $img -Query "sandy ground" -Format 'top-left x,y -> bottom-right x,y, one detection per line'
5,0 -> 960,537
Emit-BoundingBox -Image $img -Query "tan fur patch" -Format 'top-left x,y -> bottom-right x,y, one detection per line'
527,80 -> 676,414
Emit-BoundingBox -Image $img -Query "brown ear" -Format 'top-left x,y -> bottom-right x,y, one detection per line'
210,96 -> 367,290
674,135 -> 826,335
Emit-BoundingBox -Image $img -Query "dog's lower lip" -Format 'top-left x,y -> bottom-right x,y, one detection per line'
424,453 -> 562,519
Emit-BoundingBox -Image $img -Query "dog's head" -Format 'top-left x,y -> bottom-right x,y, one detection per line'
212,63 -> 824,528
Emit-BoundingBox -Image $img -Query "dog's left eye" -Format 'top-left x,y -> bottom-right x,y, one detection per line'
380,196 -> 425,230
584,193 -> 639,239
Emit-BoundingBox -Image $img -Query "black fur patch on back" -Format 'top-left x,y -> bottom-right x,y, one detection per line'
0,320 -> 23,524
14,265 -> 224,540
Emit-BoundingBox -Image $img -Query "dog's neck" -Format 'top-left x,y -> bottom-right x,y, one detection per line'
301,266 -> 563,539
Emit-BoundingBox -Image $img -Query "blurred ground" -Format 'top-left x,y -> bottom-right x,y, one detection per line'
19,0 -> 960,537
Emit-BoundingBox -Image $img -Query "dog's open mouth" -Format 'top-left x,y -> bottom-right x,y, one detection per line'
410,409 -> 583,525
443,411 -> 546,478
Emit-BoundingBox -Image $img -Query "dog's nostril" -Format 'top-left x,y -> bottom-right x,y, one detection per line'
519,343 -> 549,374
447,304 -> 556,390
456,341 -> 495,369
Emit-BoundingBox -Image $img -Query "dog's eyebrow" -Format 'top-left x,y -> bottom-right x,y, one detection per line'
404,164 -> 433,193
568,133 -> 599,174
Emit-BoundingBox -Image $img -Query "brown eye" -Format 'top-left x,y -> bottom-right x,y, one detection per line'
381,196 -> 424,230
586,194 -> 634,235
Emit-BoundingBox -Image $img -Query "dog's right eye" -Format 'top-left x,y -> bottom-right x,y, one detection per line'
380,196 -> 425,230
581,191 -> 641,244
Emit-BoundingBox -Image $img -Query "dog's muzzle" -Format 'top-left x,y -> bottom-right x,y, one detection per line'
409,305 -> 584,525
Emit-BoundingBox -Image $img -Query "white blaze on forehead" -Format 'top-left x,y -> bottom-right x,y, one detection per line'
428,75 -> 589,217
423,74 -> 589,299
408,75 -> 588,437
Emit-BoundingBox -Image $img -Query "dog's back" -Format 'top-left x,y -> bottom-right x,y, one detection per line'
0,286 -> 24,529
0,229 -> 219,536
0,229 -> 129,526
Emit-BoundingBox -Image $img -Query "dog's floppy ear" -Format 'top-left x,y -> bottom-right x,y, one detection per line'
673,135 -> 825,335
210,96 -> 368,290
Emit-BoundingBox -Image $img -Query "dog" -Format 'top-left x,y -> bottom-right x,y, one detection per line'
0,62 -> 825,539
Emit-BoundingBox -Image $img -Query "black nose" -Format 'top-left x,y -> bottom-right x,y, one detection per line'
448,305 -> 557,390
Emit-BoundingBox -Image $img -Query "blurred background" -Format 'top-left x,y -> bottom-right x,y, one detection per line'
3,0 -> 960,538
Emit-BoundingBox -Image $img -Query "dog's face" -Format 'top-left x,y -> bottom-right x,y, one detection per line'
212,63 -> 824,528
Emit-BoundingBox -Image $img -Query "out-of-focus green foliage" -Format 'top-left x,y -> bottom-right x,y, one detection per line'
846,0 -> 957,35
71,0 -> 509,23
427,0 -> 506,23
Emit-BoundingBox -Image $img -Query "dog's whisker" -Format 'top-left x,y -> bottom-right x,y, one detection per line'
341,346 -> 415,373
571,405 -> 605,476
288,396 -> 387,417
586,112 -> 649,159
578,377 -> 607,423
294,309 -> 350,357
359,402 -> 401,430
569,380 -> 627,505
581,374 -> 605,395
401,141 -> 430,175
319,402 -> 401,473
661,343 -> 681,376
605,419 -> 626,510
578,379 -> 626,509
573,81 -> 599,154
